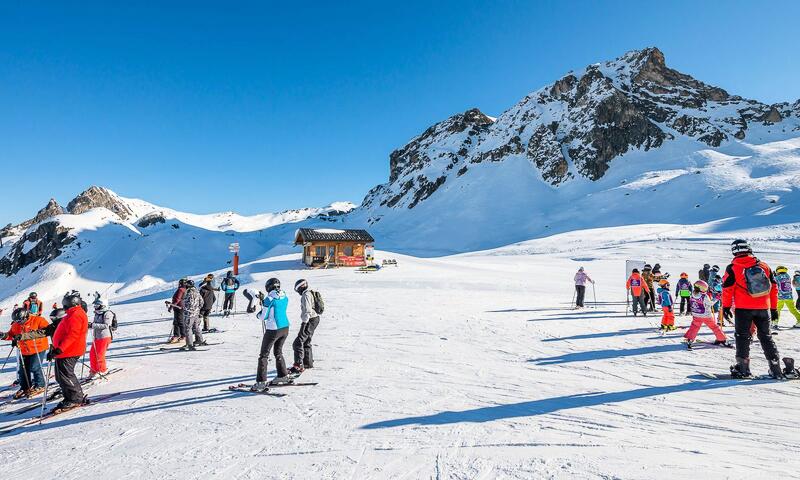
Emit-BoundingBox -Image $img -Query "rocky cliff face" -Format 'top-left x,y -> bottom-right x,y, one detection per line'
363,47 -> 800,212
67,186 -> 135,219
0,220 -> 74,275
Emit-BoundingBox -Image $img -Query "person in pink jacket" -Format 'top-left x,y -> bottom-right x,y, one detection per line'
574,267 -> 594,308
684,280 -> 730,350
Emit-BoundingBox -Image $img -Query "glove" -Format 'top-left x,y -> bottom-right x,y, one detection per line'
771,309 -> 779,322
257,291 -> 265,301
668,306 -> 673,313
12,334 -> 21,342
11,338 -> 17,348
723,306 -> 733,320
46,347 -> 62,361
88,322 -> 93,328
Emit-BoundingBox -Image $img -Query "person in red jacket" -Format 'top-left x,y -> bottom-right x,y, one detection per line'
722,239 -> 783,379
626,268 -> 650,317
166,278 -> 187,344
1,308 -> 50,398
48,291 -> 89,411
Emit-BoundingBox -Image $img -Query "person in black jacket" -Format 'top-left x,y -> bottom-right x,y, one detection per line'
199,274 -> 219,332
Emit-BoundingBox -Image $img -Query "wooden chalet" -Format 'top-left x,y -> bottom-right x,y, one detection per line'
295,228 -> 375,267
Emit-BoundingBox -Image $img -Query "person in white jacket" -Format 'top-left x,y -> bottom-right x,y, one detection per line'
290,279 -> 321,374
89,300 -> 116,378
573,267 -> 594,308
683,280 -> 730,350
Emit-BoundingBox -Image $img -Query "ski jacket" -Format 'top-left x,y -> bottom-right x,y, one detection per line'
23,299 -> 43,315
698,267 -> 710,283
657,287 -> 673,307
708,271 -> 720,287
642,271 -> 655,292
92,310 -> 115,340
689,292 -> 715,318
775,272 -> 794,300
171,286 -> 186,310
721,255 -> 778,311
52,305 -> 88,358
221,275 -> 240,294
199,282 -> 218,310
258,290 -> 289,330
3,315 -> 49,355
626,273 -> 650,296
675,278 -> 692,298
181,287 -> 202,318
793,274 -> 800,291
574,271 -> 592,286
300,290 -> 318,323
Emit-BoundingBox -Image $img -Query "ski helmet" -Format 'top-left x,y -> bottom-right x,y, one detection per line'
578,266 -> 584,272
659,279 -> 669,287
11,308 -> 29,323
226,271 -> 233,278
29,292 -> 38,299
731,239 -> 752,256
632,268 -> 640,274
62,290 -> 82,309
776,266 -> 788,274
643,264 -> 652,270
680,272 -> 688,278
294,279 -> 308,294
184,279 -> 195,288
795,270 -> 800,276
178,278 -> 187,288
265,278 -> 280,293
50,308 -> 67,321
703,264 -> 710,269
94,299 -> 108,312
693,280 -> 709,293
711,265 -> 719,272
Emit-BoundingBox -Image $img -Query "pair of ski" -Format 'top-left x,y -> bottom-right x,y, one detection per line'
700,357 -> 800,380
686,340 -> 733,350
0,392 -> 121,436
228,377 -> 318,396
6,368 -> 123,416
157,341 -> 223,352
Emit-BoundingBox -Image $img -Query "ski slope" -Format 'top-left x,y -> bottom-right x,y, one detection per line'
1,227 -> 799,479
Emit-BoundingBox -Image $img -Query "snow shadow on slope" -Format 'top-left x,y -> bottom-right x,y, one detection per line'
530,343 -> 683,365
542,327 -> 655,342
361,380 -> 736,429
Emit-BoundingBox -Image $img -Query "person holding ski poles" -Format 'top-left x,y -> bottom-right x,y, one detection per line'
48,291 -> 89,412
88,300 -> 116,379
1,308 -> 50,399
167,279 -> 187,344
251,278 -> 291,392
642,264 -> 656,311
722,239 -> 785,379
626,268 -> 649,317
573,267 -> 594,309
221,271 -> 240,317
290,279 -> 322,374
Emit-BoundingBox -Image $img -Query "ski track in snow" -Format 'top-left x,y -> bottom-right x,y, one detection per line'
2,237 -> 800,479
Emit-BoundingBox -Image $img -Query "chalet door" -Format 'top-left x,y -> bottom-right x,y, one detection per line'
328,246 -> 336,262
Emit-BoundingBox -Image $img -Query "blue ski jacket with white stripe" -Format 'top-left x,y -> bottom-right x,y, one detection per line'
258,290 -> 289,330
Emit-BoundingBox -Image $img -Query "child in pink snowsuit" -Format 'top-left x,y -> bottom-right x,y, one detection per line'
684,280 -> 728,348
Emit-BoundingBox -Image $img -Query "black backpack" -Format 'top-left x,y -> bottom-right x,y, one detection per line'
743,260 -> 771,298
311,290 -> 325,315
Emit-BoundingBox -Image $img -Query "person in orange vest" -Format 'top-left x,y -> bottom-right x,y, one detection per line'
48,291 -> 89,412
626,268 -> 650,317
22,292 -> 44,315
1,308 -> 50,398
721,239 -> 783,379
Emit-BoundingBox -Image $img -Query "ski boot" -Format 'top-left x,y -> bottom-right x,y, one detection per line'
730,357 -> 752,379
26,386 -> 45,397
684,339 -> 694,350
250,382 -> 269,392
768,358 -> 786,380
794,323 -> 800,329
193,340 -> 208,347
771,322 -> 779,332
179,345 -> 197,351
52,399 -> 81,414
269,376 -> 294,386
666,325 -> 677,332
12,389 -> 27,400
166,336 -> 178,344
713,340 -> 733,348
288,364 -> 304,376
782,357 -> 798,378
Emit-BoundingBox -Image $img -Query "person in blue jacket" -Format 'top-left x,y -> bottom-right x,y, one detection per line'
220,271 -> 240,317
674,273 -> 692,316
251,277 -> 291,392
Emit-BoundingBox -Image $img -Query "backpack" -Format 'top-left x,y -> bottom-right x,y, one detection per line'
108,310 -> 118,332
743,260 -> 771,298
310,290 -> 325,315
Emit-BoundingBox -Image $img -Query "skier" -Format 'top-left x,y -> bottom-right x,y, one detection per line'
167,279 -> 187,344
22,292 -> 43,315
199,274 -> 218,332
675,273 -> 693,316
290,279 -> 321,374
626,268 -> 649,317
683,280 -> 729,349
657,279 -> 676,332
573,267 -> 594,309
251,278 -> 291,392
642,264 -> 656,311
242,288 -> 258,313
793,270 -> 800,310
220,271 -> 240,317
709,265 -> 721,286
48,291 -> 89,412
180,279 -> 206,350
722,239 -> 783,379
1,308 -> 50,398
698,264 -> 711,283
88,299 -> 116,379
774,266 -> 800,329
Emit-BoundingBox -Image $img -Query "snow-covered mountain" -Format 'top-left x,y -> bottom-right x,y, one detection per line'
354,47 -> 800,254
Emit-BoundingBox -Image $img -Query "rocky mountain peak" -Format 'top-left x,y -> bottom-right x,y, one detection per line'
33,198 -> 65,224
67,186 -> 134,220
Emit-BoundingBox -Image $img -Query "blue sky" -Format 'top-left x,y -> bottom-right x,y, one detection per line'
2,1 -> 799,224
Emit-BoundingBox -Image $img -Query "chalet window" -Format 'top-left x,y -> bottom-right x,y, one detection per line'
343,246 -> 354,256
315,246 -> 326,257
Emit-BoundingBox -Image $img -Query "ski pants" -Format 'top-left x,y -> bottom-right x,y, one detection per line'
661,306 -> 675,327
776,299 -> 800,325
684,316 -> 726,342
631,294 -> 647,315
18,351 -> 47,390
574,285 -> 586,307
256,327 -> 289,382
647,287 -> 656,311
54,356 -> 84,404
795,291 -> 800,310
183,313 -> 204,348
90,337 -> 112,374
678,296 -> 690,315
292,317 -> 320,368
734,309 -> 779,362
200,309 -> 212,331
223,292 -> 235,312
172,308 -> 184,338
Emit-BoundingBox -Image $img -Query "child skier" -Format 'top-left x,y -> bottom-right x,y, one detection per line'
251,278 -> 291,392
657,278 -> 676,332
675,273 -> 692,315
683,280 -> 729,349
793,270 -> 800,310
642,264 -> 656,311
88,300 -> 115,379
626,268 -> 649,317
774,266 -> 800,329
1,308 -> 50,398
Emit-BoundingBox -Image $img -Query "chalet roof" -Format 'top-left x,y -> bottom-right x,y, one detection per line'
295,228 -> 374,244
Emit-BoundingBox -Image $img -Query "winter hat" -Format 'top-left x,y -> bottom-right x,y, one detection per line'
94,300 -> 108,312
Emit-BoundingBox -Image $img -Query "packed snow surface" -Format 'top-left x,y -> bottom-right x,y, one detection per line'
2,225 -> 800,479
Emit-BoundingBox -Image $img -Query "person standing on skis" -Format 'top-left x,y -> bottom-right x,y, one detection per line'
180,279 -> 206,350
573,267 -> 594,309
774,266 -> 800,329
1,308 -> 50,398
683,280 -> 730,349
48,291 -> 89,412
22,292 -> 43,315
167,279 -> 187,344
657,278 -> 676,332
251,278 -> 291,392
626,268 -> 649,317
88,300 -> 115,379
642,264 -> 656,311
221,271 -> 240,317
699,264 -> 711,283
722,239 -> 784,379
199,274 -> 219,332
793,270 -> 800,311
290,279 -> 321,374
675,273 -> 693,316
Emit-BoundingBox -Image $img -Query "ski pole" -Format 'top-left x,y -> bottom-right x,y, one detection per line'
79,359 -> 108,380
593,283 -> 597,309
570,289 -> 576,308
39,360 -> 53,422
18,347 -> 29,392
1,345 -> 13,371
